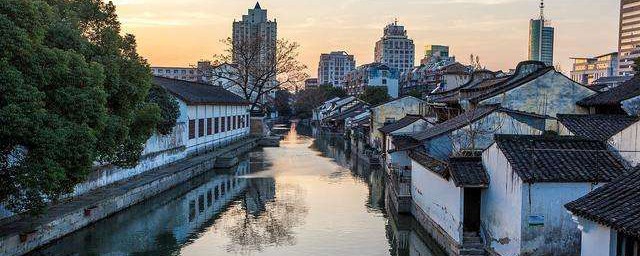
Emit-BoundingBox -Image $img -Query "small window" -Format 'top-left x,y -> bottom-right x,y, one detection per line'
198,119 -> 205,137
221,117 -> 226,132
206,118 -> 212,135
207,190 -> 212,206
198,194 -> 205,213
215,117 -> 220,133
227,116 -> 232,131
188,119 -> 196,139
214,186 -> 219,200
188,200 -> 196,222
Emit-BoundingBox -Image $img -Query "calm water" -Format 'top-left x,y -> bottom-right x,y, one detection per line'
32,124 -> 446,256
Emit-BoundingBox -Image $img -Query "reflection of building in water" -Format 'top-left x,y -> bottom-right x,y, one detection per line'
243,178 -> 277,216
34,159 -> 253,255
385,187 -> 447,256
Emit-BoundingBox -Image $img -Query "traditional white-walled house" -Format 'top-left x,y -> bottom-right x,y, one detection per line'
482,135 -> 628,256
71,76 -> 251,197
409,151 -> 489,256
322,103 -> 369,133
312,97 -> 341,122
558,114 -> 640,166
410,104 -> 550,161
428,61 -> 597,120
369,96 -> 426,150
565,169 -> 640,256
154,76 -> 251,155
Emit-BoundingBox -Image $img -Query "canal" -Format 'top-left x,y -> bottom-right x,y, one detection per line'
31,124 -> 446,256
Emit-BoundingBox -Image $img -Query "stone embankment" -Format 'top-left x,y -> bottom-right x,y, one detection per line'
0,137 -> 259,256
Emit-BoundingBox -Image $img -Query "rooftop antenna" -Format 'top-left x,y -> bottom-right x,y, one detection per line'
539,0 -> 545,21
394,17 -> 398,26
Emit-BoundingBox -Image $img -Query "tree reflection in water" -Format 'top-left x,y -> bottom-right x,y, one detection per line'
223,178 -> 308,254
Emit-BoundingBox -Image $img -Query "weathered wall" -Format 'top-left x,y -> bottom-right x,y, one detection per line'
480,71 -> 595,117
576,218 -> 616,256
425,111 -> 544,161
610,120 -> 640,167
481,144 -> 523,256
411,159 -> 463,244
521,182 -> 600,256
370,96 -> 425,149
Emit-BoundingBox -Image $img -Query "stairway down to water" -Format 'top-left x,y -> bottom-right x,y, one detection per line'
461,232 -> 487,256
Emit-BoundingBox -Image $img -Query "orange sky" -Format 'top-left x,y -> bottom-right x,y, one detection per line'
111,0 -> 619,76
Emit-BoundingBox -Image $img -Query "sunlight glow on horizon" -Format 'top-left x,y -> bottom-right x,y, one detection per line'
110,0 -> 619,75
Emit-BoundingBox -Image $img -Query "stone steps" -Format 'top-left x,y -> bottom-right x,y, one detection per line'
461,232 -> 487,256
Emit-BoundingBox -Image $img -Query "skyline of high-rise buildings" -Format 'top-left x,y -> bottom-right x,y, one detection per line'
317,51 -> 356,87
232,2 -> 277,65
374,21 -> 415,75
528,0 -> 555,67
619,0 -> 640,76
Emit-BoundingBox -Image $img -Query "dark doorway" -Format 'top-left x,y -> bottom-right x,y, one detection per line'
463,188 -> 482,232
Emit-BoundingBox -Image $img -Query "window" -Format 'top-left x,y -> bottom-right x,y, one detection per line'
206,118 -> 212,135
198,194 -> 205,213
214,186 -> 219,200
188,200 -> 196,222
188,119 -> 196,139
207,190 -> 212,206
221,117 -> 226,132
198,119 -> 205,137
215,117 -> 220,133
227,116 -> 231,131
233,116 -> 237,130
617,232 -> 639,256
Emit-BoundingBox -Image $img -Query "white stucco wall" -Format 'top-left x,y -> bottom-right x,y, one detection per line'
576,218 -> 616,256
370,97 -> 425,149
521,182 -> 600,255
480,71 -> 595,117
411,159 -> 463,243
481,144 -> 523,256
610,120 -> 640,167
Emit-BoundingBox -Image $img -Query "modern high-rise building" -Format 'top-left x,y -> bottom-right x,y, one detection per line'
420,45 -> 452,65
528,0 -> 554,66
318,51 -> 356,87
374,20 -> 415,75
232,2 -> 277,64
570,52 -> 619,85
618,0 -> 640,76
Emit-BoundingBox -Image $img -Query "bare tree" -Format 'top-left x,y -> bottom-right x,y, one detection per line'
209,37 -> 308,113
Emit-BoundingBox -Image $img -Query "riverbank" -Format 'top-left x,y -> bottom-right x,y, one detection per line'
0,137 -> 259,256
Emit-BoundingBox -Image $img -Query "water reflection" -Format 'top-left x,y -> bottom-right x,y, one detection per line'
32,124 -> 445,256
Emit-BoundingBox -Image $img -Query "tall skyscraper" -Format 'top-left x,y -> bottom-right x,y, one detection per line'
619,0 -> 640,76
374,20 -> 415,75
528,0 -> 554,66
318,51 -> 356,87
232,2 -> 277,64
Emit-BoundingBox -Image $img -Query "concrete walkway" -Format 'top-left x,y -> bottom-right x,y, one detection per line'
0,137 -> 259,256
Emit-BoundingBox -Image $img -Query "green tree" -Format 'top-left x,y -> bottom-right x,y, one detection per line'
404,89 -> 422,99
319,84 -> 347,99
274,90 -> 292,117
359,87 -> 390,105
0,0 -> 164,214
293,88 -> 325,119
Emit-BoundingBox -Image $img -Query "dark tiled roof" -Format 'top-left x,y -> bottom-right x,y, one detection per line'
379,115 -> 429,134
578,76 -> 640,106
592,76 -> 631,85
467,67 -> 556,103
411,105 -> 500,141
565,169 -> 640,238
153,76 -> 249,105
389,135 -> 421,152
558,114 -> 638,141
409,149 -> 449,179
495,135 -> 627,183
449,157 -> 489,187
324,103 -> 368,121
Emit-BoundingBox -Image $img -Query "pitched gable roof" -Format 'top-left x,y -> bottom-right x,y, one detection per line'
153,76 -> 249,105
449,157 -> 489,187
494,135 -> 627,183
578,76 -> 640,107
558,114 -> 639,141
409,148 -> 449,179
379,115 -> 430,134
324,103 -> 368,121
411,104 -> 500,141
565,169 -> 640,238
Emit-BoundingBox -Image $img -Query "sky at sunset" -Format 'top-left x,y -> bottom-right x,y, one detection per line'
110,0 -> 620,76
